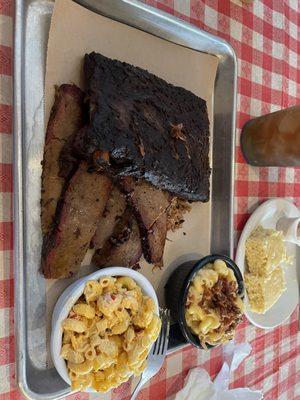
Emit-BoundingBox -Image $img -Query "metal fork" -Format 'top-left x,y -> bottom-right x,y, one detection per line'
130,308 -> 171,400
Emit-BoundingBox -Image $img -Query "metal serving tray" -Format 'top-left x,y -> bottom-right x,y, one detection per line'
14,1 -> 236,398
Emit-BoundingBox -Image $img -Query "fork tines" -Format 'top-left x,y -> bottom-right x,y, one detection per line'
152,308 -> 170,355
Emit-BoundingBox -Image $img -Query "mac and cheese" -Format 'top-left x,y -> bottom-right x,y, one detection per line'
61,276 -> 161,392
185,259 -> 243,348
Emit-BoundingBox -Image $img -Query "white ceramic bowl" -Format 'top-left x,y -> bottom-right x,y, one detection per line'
51,267 -> 159,390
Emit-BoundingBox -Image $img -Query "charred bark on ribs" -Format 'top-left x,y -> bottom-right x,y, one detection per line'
82,52 -> 210,202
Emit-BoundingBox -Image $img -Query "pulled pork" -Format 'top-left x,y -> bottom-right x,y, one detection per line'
166,197 -> 192,232
202,277 -> 243,334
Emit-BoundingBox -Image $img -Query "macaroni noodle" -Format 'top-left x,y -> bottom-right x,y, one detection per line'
61,276 -> 161,392
185,259 -> 243,348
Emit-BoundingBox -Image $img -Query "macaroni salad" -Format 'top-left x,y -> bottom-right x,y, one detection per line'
61,276 -> 161,392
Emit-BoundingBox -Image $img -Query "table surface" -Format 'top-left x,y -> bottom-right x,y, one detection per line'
1,0 -> 300,399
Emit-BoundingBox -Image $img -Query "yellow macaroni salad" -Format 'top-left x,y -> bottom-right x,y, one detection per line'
61,276 -> 161,392
185,260 -> 243,348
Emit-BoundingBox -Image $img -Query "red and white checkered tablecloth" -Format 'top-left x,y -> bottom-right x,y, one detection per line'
1,0 -> 300,399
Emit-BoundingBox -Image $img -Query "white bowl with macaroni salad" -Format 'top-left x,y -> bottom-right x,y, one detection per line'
51,267 -> 159,392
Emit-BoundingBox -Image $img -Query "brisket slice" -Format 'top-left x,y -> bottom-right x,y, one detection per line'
141,212 -> 167,266
91,186 -> 127,249
42,162 -> 112,279
119,177 -> 170,265
41,84 -> 84,235
83,52 -> 210,202
92,208 -> 142,267
119,177 -> 171,230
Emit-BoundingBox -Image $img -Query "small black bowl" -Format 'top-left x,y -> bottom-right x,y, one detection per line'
165,254 -> 244,350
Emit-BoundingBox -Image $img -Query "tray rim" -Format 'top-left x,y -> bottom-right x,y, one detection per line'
13,0 -> 237,398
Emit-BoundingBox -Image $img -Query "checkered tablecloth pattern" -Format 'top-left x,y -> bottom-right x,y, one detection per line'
0,0 -> 300,399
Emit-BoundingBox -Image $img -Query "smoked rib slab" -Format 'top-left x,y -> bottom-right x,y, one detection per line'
42,162 -> 112,278
41,84 -> 84,235
83,52 -> 210,202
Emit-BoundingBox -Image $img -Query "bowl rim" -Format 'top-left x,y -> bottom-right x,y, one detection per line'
50,266 -> 159,392
177,254 -> 244,350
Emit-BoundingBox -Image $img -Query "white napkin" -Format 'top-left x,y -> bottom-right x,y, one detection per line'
174,343 -> 263,400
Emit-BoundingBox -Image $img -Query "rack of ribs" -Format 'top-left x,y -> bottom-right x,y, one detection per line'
82,52 -> 210,202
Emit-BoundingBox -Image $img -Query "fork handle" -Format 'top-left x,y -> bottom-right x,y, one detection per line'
130,376 -> 146,400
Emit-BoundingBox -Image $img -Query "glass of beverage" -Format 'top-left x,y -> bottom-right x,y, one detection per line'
240,105 -> 300,166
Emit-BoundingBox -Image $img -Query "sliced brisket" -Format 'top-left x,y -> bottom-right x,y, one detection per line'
83,52 -> 210,202
41,84 -> 84,235
92,208 -> 142,268
119,177 -> 171,230
119,177 -> 170,265
91,186 -> 127,249
42,162 -> 112,278
141,211 -> 167,267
